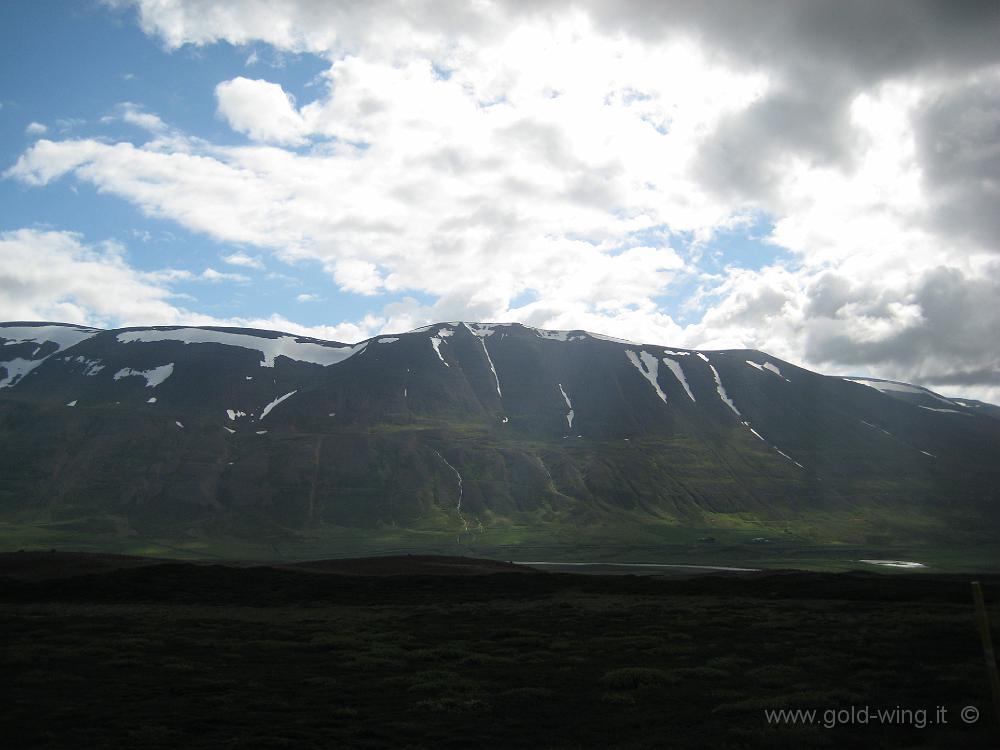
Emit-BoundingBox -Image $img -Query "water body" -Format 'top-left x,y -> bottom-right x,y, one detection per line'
515,561 -> 761,576
858,560 -> 926,569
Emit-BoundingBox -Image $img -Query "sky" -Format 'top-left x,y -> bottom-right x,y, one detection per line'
1,1 -> 999,402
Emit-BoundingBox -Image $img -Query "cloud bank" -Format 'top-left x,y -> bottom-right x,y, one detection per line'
5,0 -> 999,400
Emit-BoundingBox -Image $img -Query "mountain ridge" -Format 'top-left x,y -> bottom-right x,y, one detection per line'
2,319 -> 998,558
4,319 -> 992,406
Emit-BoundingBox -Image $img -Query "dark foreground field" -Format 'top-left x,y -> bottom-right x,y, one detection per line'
2,553 -> 999,749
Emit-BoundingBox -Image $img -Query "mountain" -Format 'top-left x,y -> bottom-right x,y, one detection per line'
1,321 -> 998,559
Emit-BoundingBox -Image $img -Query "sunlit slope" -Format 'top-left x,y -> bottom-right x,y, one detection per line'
1,321 -> 998,550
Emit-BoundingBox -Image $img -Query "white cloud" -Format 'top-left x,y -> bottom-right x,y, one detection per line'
222,251 -> 264,269
120,105 -> 168,134
296,293 -> 319,302
215,77 -> 309,145
0,228 -> 203,327
233,312 -> 383,343
8,0 -> 1000,401
671,258 -> 1000,405
100,102 -> 169,134
200,267 -> 249,283
5,139 -> 105,186
331,259 -> 383,295
25,122 -> 48,136
4,33 -> 732,319
143,267 -> 249,283
0,227 -> 380,341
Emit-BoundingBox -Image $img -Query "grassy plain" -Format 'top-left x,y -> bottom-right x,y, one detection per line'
2,553 -> 999,748
3,516 -> 1000,573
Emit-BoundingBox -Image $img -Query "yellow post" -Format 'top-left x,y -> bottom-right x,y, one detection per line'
971,581 -> 1000,728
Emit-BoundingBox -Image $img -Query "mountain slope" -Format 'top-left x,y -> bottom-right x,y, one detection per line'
2,321 -> 998,556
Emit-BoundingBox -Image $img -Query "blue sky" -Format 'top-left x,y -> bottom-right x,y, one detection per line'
0,1 -> 364,328
0,0 -> 787,334
2,0 -> 999,401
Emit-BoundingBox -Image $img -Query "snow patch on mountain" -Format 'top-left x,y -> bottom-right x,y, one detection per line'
464,323 -> 497,337
844,377 -> 954,405
456,322 -> 586,342
707,363 -> 740,416
0,359 -> 46,389
113,363 -> 174,388
0,324 -> 99,388
740,419 -> 804,468
762,362 -> 789,380
377,337 -> 399,344
535,329 -> 570,341
536,329 -> 586,342
846,377 -> 920,394
774,448 -> 805,468
860,419 -> 892,436
662,357 -> 695,401
433,449 -> 466,530
64,355 -> 105,376
558,383 -> 575,429
259,390 -> 297,420
430,337 -> 449,366
625,350 -> 667,404
746,359 -> 790,381
478,336 -> 502,398
116,328 -> 365,368
1,324 -> 98,351
589,331 -> 638,345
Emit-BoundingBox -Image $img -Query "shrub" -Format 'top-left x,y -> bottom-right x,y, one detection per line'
600,667 -> 678,689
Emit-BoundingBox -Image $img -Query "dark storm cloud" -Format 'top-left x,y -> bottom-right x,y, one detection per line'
915,76 -> 1000,252
568,0 -> 1000,391
921,368 -> 1000,388
583,0 -> 1000,80
693,89 -> 856,202
804,272 -> 854,320
577,0 -> 1000,203
802,266 -> 1000,384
